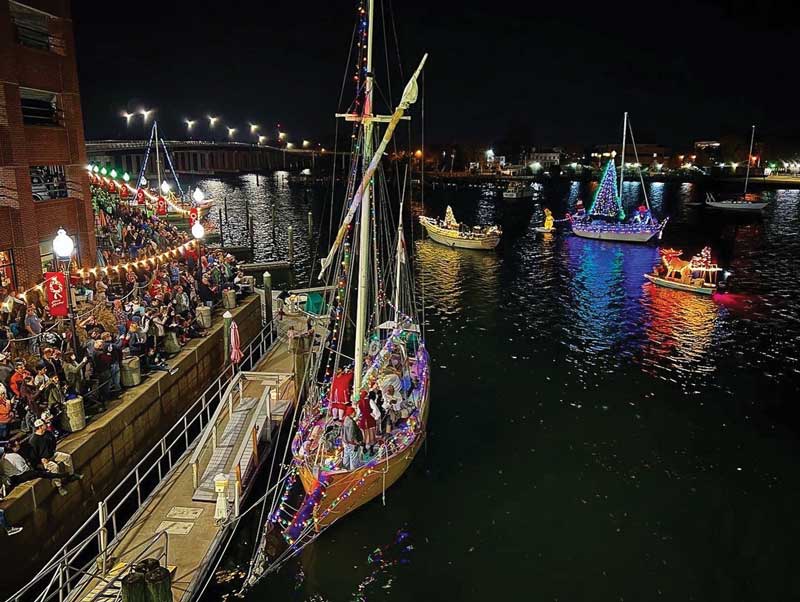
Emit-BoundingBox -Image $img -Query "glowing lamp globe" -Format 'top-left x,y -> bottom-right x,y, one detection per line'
53,229 -> 74,259
160,181 -> 170,194
100,167 -> 107,176
191,222 -> 205,240
110,169 -> 117,179
122,172 -> 130,182
192,187 -> 205,203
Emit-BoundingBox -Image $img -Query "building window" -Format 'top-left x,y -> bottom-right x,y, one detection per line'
0,250 -> 17,290
30,165 -> 68,201
9,1 -> 64,53
20,88 -> 62,126
39,236 -> 79,274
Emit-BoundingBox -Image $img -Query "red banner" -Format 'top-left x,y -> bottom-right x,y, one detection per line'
136,189 -> 145,205
44,271 -> 68,317
157,196 -> 167,216
189,207 -> 198,226
119,184 -> 129,198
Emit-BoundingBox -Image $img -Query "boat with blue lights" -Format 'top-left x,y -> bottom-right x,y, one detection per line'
570,112 -> 667,243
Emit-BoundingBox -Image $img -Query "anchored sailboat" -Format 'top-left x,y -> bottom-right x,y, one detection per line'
244,0 -> 429,585
706,125 -> 768,212
570,112 -> 667,243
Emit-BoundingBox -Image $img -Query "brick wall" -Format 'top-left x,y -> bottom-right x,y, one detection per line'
0,0 -> 95,290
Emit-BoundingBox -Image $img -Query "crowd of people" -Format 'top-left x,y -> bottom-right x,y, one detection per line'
1,199 -> 249,507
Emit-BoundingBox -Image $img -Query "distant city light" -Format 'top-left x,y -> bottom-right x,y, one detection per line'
227,127 -> 237,138
250,123 -> 259,133
185,119 -> 196,130
208,115 -> 219,127
303,140 -> 310,147
258,135 -> 267,144
286,142 -> 294,149
121,111 -> 134,125
279,132 -> 287,140
140,108 -> 154,122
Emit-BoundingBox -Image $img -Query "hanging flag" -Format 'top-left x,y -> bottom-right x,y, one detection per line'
44,272 -> 68,317
107,180 -> 116,193
136,188 -> 145,205
189,207 -> 198,226
157,196 -> 167,216
119,184 -> 129,198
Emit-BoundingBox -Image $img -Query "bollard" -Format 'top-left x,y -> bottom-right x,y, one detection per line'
307,211 -> 313,236
223,310 -> 232,365
263,271 -> 273,336
121,571 -> 148,602
287,226 -> 294,263
145,567 -> 172,602
214,473 -> 230,522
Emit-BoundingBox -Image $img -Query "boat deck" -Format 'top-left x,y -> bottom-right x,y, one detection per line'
71,303 -> 316,602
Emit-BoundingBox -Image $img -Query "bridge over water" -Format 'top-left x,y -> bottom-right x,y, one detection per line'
86,139 -> 335,178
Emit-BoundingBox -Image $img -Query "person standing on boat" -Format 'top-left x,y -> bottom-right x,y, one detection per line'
357,389 -> 378,456
341,406 -> 362,470
329,366 -> 353,421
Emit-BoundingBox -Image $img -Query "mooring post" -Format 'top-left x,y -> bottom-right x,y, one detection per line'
307,211 -> 313,236
262,270 -> 273,339
248,216 -> 255,251
287,226 -> 294,263
218,207 -> 225,247
223,195 -> 229,226
223,310 -> 232,365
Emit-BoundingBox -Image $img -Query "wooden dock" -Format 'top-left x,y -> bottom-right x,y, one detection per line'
70,307 -> 318,602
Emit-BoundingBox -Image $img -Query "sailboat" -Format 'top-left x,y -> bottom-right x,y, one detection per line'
705,125 -> 768,212
419,205 -> 502,249
570,112 -> 667,243
244,0 -> 429,584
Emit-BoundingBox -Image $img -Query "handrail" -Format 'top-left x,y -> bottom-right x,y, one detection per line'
6,320 -> 277,602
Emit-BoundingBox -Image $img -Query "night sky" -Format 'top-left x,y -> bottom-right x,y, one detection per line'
74,0 -> 800,149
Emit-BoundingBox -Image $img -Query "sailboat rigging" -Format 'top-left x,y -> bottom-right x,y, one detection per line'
705,124 -> 769,211
570,112 -> 668,243
243,0 -> 429,586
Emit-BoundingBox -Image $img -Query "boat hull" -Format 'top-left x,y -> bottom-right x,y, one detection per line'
644,273 -> 715,295
705,200 -> 767,211
571,222 -> 662,243
420,220 -> 500,249
503,191 -> 534,199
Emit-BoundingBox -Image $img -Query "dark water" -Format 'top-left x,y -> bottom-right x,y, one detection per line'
197,174 -> 800,601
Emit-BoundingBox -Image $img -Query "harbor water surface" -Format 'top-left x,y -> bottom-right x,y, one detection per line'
197,174 -> 800,601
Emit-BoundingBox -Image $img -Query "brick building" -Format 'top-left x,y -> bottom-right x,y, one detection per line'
0,0 -> 94,291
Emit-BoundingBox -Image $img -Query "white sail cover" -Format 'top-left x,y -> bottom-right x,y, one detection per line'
318,54 -> 428,278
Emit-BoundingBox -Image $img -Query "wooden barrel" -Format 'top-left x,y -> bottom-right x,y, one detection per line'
223,289 -> 237,309
196,305 -> 212,329
121,356 -> 141,387
164,332 -> 182,355
60,396 -> 86,432
145,566 -> 173,602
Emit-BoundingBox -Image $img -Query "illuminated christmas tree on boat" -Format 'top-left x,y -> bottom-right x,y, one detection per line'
570,112 -> 668,243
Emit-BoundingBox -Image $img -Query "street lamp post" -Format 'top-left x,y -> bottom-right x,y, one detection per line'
192,221 -> 205,264
53,228 -> 81,360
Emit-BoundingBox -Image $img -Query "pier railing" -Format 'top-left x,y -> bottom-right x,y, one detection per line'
5,320 -> 277,602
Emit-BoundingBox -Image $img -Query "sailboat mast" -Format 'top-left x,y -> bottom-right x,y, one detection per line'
154,120 -> 162,190
394,203 -> 404,322
619,111 -> 627,208
353,0 -> 376,397
744,124 -> 755,195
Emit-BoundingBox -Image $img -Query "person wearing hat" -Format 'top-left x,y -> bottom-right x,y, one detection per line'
28,419 -> 81,496
1,441 -> 72,491
341,405 -> 362,471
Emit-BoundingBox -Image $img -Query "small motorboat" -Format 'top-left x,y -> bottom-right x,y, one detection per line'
419,206 -> 501,249
705,193 -> 768,212
644,247 -> 729,295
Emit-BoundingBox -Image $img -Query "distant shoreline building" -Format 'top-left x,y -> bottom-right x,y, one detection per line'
0,0 -> 94,290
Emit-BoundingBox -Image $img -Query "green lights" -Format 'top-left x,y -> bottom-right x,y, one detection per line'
122,172 -> 130,182
110,169 -> 117,178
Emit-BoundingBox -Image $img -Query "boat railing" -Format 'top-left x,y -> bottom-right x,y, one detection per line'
5,320 -> 278,602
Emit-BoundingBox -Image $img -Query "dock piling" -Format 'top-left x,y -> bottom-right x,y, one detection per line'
287,226 -> 294,263
307,211 -> 313,235
263,271 -> 273,339
218,207 -> 225,247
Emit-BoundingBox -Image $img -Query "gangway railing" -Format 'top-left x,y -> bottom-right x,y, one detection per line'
6,320 -> 277,602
